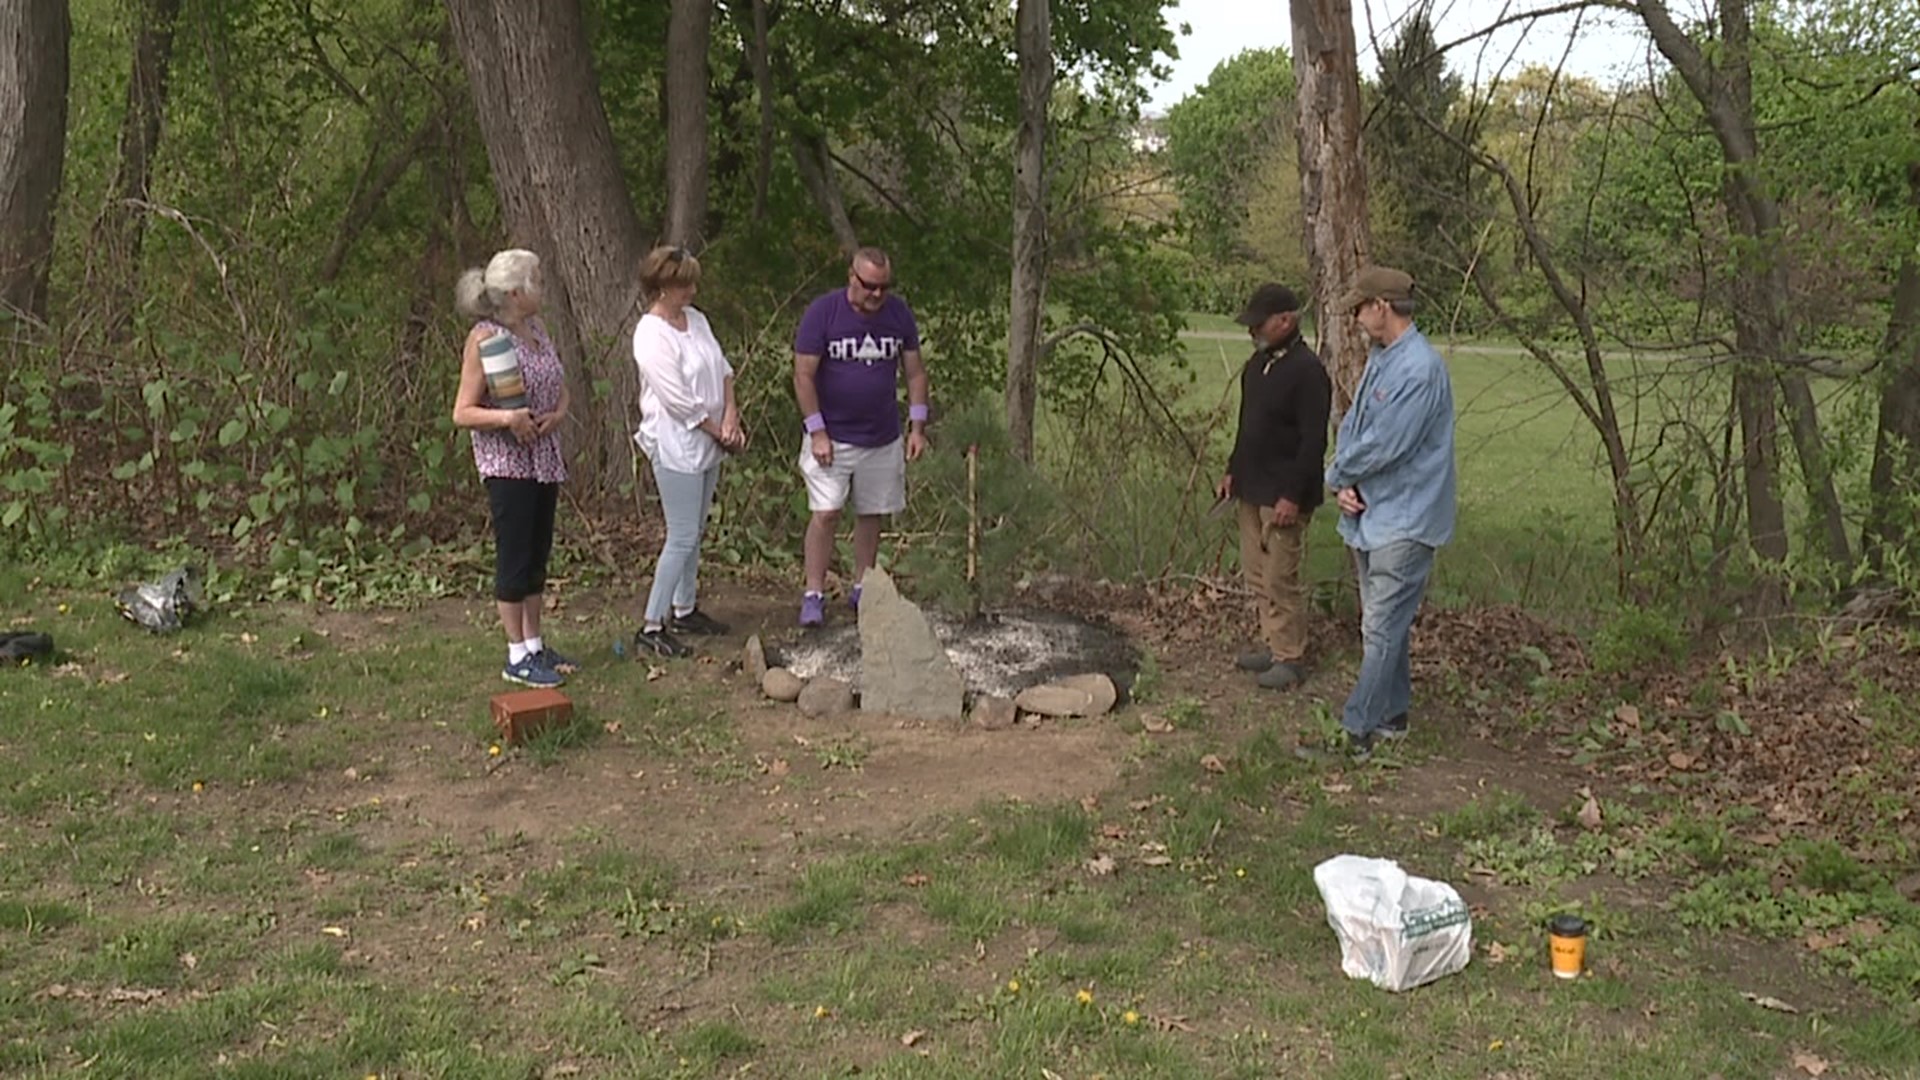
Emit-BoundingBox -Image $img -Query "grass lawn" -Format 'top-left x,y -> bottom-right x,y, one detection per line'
2,572 -> 1916,1078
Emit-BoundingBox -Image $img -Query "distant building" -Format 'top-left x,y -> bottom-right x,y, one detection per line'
1129,113 -> 1168,154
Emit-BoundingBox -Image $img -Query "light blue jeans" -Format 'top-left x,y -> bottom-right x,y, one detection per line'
1342,540 -> 1437,738
645,462 -> 720,625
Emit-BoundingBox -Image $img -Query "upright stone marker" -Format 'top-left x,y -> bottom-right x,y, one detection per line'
856,569 -> 964,720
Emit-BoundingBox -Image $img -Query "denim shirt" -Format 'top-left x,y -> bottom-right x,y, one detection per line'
1325,325 -> 1457,551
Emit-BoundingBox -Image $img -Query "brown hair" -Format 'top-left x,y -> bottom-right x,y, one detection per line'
639,245 -> 701,298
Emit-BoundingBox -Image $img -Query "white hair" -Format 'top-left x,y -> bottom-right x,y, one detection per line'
455,248 -> 541,319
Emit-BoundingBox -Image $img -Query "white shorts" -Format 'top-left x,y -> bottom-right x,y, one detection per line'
799,436 -> 906,515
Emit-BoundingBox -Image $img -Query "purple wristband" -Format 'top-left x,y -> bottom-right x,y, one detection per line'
803,412 -> 825,434
909,404 -> 929,423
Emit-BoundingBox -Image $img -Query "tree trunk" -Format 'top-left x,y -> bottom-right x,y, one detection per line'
663,0 -> 712,246
445,0 -> 651,501
1290,0 -> 1373,421
1863,154 -> 1920,573
0,0 -> 72,323
88,0 -> 181,342
749,0 -> 775,222
1634,0 -> 1811,593
1005,0 -> 1051,464
791,130 -> 858,256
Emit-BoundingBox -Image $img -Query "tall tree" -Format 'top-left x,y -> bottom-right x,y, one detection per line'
1006,0 -> 1052,463
445,0 -> 651,497
1370,6 -> 1478,303
1634,0 -> 1848,580
1291,0 -> 1374,417
663,0 -> 712,246
1865,141 -> 1920,572
88,0 -> 183,342
0,0 -> 71,323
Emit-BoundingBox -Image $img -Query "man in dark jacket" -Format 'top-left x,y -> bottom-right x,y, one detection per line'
1216,283 -> 1333,690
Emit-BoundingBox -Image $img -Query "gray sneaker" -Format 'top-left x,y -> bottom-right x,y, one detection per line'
1378,713 -> 1410,740
1256,662 -> 1304,690
1236,648 -> 1274,672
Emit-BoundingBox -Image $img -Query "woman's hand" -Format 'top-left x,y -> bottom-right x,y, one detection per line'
506,408 -> 538,444
719,406 -> 745,452
534,406 -> 567,437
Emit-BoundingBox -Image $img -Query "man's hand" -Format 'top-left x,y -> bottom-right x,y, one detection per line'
1336,487 -> 1366,516
1215,473 -> 1233,501
810,430 -> 833,468
1272,497 -> 1301,528
906,430 -> 929,462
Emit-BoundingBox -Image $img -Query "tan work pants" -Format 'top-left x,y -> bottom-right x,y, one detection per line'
1237,501 -> 1309,664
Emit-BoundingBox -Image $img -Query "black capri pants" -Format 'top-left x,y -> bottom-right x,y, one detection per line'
486,477 -> 559,602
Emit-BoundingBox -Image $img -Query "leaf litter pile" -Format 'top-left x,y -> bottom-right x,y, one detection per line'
1062,578 -> 1918,861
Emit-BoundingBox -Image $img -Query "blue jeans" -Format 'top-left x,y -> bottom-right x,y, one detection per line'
644,463 -> 720,624
1342,540 -> 1436,738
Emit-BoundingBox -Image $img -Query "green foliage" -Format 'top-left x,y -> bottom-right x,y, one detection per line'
1161,47 -> 1294,261
1589,606 -> 1688,677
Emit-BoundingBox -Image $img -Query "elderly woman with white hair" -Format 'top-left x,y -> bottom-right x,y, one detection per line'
451,248 -> 577,688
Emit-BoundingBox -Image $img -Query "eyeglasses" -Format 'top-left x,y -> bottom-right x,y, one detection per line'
853,272 -> 892,294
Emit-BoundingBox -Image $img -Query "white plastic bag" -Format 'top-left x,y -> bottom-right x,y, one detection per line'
1312,854 -> 1472,992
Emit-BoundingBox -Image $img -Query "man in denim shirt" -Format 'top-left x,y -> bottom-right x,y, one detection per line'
1320,266 -> 1456,762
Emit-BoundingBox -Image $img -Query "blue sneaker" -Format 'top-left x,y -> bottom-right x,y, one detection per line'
503,656 -> 563,688
536,647 -> 579,674
799,592 -> 826,628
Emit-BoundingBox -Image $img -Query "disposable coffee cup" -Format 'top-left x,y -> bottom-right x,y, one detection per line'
479,332 -> 528,410
1548,914 -> 1588,979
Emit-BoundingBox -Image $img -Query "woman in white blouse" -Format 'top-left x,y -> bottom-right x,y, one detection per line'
630,246 -> 746,657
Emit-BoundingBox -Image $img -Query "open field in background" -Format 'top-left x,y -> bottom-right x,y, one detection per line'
2,578 -> 1917,1079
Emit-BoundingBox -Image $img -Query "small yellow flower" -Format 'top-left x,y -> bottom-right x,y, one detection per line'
1007,979 -> 1021,993
192,781 -> 204,793
1124,1010 -> 1140,1026
1076,988 -> 1094,1006
57,603 -> 69,615
813,1005 -> 830,1019
488,745 -> 502,757
1235,867 -> 1247,878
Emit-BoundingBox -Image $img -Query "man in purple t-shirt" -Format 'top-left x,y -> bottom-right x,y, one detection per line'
792,247 -> 931,627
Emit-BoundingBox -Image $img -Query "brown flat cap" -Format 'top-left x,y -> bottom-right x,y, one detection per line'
1336,266 -> 1415,312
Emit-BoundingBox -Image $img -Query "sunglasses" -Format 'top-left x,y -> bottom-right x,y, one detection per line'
853,272 -> 892,293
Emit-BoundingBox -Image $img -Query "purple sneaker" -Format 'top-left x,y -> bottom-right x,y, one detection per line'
799,591 -> 826,628
849,584 -> 863,612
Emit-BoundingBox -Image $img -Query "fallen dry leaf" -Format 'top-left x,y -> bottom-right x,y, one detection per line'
1577,794 -> 1604,831
1803,930 -> 1847,951
1080,795 -> 1100,814
1150,1013 -> 1196,1033
1614,703 -> 1642,729
1485,942 -> 1511,965
766,758 -> 791,778
900,1029 -> 926,1048
1084,854 -> 1117,877
1320,781 -> 1352,795
602,721 -> 622,734
320,926 -> 349,938
1667,751 -> 1696,771
178,952 -> 197,971
105,987 -> 165,1003
1101,823 -> 1128,839
1199,754 -> 1227,775
1129,797 -> 1162,812
1140,714 -> 1174,734
900,872 -> 930,888
1741,992 -> 1799,1014
1140,855 -> 1174,867
644,665 -> 665,682
1792,1050 -> 1830,1076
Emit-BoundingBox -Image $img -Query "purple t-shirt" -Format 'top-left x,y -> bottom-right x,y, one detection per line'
794,290 -> 920,448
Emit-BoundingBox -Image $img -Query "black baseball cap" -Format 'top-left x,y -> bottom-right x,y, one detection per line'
1235,283 -> 1301,326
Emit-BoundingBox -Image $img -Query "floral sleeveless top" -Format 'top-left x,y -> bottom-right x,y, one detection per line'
470,317 -> 568,484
